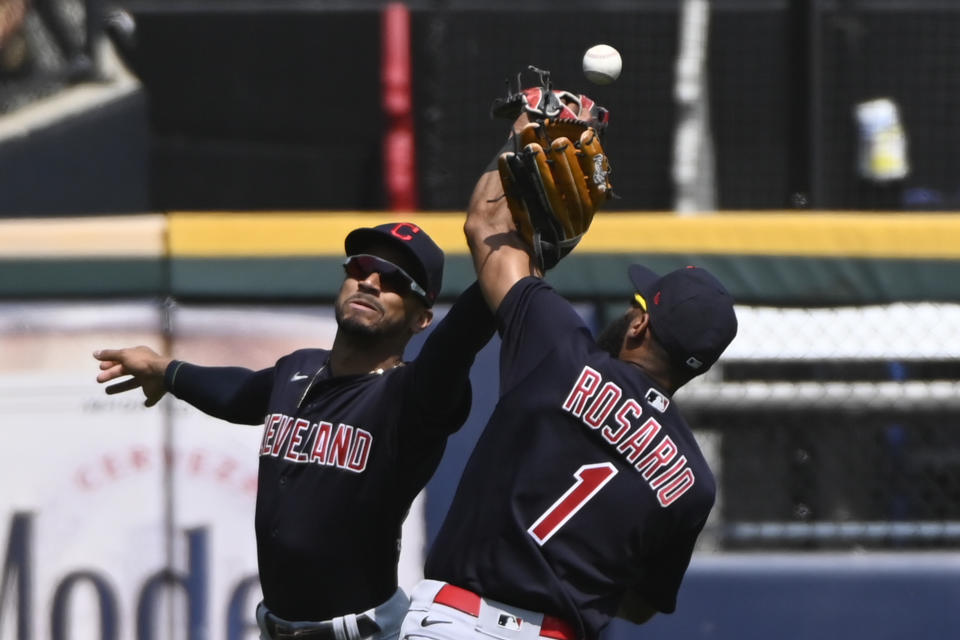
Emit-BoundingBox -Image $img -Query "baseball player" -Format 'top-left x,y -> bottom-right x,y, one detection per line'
94,222 -> 496,640
399,94 -> 738,640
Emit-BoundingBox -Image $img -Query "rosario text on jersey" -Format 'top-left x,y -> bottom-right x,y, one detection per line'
562,366 -> 696,506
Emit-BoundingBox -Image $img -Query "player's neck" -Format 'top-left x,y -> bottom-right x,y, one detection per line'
622,354 -> 678,396
329,337 -> 405,377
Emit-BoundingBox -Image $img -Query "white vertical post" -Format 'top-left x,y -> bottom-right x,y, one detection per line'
672,0 -> 716,215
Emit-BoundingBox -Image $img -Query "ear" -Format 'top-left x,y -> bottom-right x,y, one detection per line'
409,307 -> 433,334
624,310 -> 651,345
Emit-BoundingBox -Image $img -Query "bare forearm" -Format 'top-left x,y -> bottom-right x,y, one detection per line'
463,169 -> 540,312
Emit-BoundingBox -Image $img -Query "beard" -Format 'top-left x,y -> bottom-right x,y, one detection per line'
595,312 -> 632,358
335,295 -> 408,342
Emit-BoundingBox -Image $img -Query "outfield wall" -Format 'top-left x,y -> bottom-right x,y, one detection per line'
2,212 -> 959,304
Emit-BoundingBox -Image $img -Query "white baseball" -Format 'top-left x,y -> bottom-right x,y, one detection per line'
582,44 -> 622,85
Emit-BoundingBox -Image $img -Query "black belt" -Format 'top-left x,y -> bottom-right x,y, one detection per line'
263,611 -> 380,640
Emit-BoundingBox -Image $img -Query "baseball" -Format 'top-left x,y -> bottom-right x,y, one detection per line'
582,44 -> 622,85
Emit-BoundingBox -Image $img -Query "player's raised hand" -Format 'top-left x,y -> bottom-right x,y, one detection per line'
489,69 -> 612,272
93,346 -> 172,407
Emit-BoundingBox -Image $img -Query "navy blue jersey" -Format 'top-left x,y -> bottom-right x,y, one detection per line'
166,283 -> 494,621
425,278 -> 715,640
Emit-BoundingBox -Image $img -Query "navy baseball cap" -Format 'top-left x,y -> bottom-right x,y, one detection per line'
628,264 -> 738,374
344,222 -> 444,307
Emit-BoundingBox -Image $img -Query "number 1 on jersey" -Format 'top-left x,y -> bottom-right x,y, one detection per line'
528,462 -> 618,545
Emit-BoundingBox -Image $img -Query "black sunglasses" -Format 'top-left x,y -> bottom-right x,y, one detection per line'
343,254 -> 428,303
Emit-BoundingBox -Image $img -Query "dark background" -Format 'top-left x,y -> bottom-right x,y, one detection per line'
2,0 -> 959,215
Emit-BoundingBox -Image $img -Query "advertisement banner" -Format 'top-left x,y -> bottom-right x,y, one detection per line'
0,301 -> 428,640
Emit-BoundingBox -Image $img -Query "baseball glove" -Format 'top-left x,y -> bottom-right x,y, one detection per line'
491,67 -> 613,271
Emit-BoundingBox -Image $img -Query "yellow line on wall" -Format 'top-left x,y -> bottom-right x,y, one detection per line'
3,212 -> 959,260
167,212 -> 470,256
578,213 -> 960,258
168,211 -> 960,259
0,215 -> 166,257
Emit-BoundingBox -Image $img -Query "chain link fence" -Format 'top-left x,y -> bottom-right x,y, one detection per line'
681,302 -> 960,551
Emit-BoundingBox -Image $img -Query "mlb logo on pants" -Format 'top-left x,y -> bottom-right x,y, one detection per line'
498,613 -> 522,631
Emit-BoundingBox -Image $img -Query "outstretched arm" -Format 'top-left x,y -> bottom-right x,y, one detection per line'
464,163 -> 541,313
410,281 -> 496,430
94,346 -> 272,425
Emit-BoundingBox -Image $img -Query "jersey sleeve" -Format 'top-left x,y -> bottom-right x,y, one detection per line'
496,277 -> 590,392
634,514 -> 709,613
407,281 -> 497,433
165,361 -> 274,425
